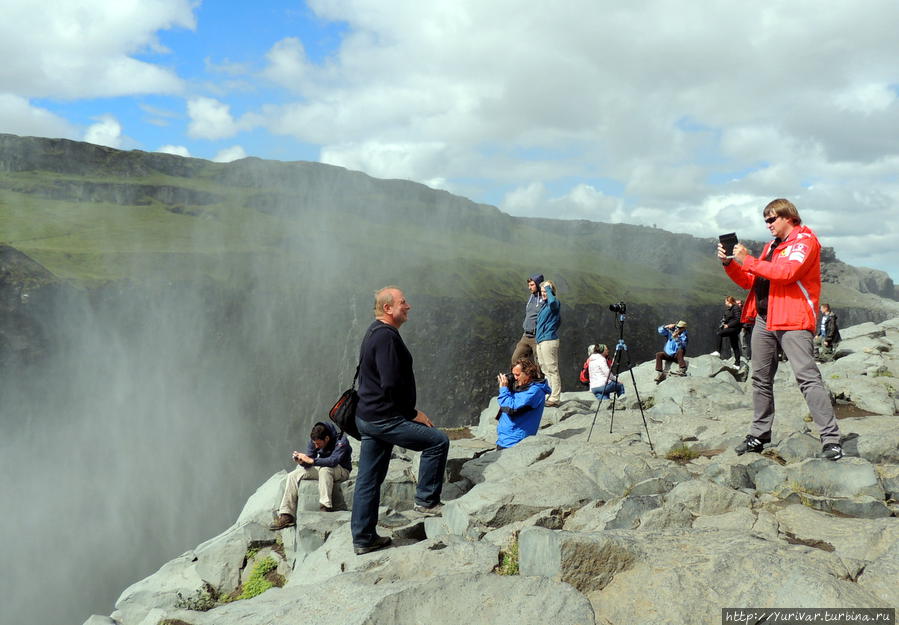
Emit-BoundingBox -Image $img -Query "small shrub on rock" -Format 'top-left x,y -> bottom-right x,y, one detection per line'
174,584 -> 218,611
497,537 -> 519,576
236,556 -> 284,600
665,445 -> 700,463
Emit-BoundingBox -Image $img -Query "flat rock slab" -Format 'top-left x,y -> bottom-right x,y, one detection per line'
519,527 -> 886,625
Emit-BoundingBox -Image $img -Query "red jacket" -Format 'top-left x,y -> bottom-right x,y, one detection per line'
724,224 -> 821,332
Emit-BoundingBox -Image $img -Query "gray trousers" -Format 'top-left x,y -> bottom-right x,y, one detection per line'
511,333 -> 538,367
749,318 -> 840,445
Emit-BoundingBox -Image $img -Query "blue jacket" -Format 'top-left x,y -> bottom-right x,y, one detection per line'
496,378 -> 552,448
535,286 -> 560,343
305,421 -> 352,471
658,325 -> 688,356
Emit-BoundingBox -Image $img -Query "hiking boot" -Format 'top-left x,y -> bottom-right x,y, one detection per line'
654,371 -> 667,384
412,503 -> 444,516
545,399 -> 560,407
734,435 -> 767,455
269,513 -> 295,531
319,504 -> 333,512
821,443 -> 844,461
670,366 -> 688,377
354,535 -> 392,555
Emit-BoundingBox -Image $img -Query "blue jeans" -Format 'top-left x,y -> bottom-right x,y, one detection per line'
351,415 -> 449,547
591,382 -> 624,400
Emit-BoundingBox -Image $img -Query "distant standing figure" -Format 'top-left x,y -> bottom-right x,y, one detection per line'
654,321 -> 689,382
715,296 -> 743,366
737,298 -> 753,360
815,303 -> 841,357
270,421 -> 352,530
350,286 -> 450,556
496,359 -> 550,449
511,273 -> 545,367
588,343 -> 625,400
718,198 -> 843,461
535,280 -> 562,406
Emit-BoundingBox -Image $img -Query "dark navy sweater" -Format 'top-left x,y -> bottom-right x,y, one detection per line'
356,320 -> 417,421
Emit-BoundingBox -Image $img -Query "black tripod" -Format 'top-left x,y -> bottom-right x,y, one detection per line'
587,309 -> 654,452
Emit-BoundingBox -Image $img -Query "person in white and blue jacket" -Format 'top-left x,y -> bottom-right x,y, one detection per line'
496,359 -> 551,449
654,320 -> 689,382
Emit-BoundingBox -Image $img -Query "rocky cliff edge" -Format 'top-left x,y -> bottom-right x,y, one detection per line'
86,318 -> 899,625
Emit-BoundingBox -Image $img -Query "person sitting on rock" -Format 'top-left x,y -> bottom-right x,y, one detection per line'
270,421 -> 352,530
496,358 -> 551,449
654,321 -> 689,382
587,343 -> 625,400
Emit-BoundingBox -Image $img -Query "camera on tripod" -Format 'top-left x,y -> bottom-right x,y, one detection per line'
609,301 -> 627,314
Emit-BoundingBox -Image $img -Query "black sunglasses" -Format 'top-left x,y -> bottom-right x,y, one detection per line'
764,215 -> 779,224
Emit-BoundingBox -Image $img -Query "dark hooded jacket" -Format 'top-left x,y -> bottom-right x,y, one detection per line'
305,421 -> 352,471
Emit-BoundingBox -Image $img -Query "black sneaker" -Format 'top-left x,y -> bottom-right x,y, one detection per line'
821,443 -> 844,461
734,435 -> 767,455
354,535 -> 392,556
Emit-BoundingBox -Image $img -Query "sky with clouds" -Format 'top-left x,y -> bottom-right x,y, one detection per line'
2,0 -> 898,280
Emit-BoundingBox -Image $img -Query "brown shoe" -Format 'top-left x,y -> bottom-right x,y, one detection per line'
269,513 -> 295,530
319,504 -> 333,512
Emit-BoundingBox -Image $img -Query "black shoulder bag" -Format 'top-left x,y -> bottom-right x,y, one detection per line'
328,325 -> 389,440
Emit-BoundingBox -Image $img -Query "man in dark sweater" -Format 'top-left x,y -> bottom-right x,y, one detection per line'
350,286 -> 450,555
270,421 -> 352,530
510,273 -> 544,367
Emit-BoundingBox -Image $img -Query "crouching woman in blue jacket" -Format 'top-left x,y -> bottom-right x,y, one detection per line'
496,359 -> 552,449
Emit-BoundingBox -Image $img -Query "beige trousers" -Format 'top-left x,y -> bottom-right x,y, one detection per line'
278,464 -> 350,514
535,339 -> 561,403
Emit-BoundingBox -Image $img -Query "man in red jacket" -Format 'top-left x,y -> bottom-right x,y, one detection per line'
718,198 -> 842,461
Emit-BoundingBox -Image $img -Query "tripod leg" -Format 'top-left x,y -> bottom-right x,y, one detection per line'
587,349 -> 620,442
624,359 -> 654,453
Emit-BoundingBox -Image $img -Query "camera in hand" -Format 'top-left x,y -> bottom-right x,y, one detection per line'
609,301 -> 627,314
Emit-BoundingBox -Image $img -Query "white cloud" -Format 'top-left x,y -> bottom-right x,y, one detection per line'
0,94 -> 75,138
259,0 -> 899,278
84,115 -> 123,148
187,97 -> 239,140
500,182 -> 546,217
157,145 -> 191,157
262,37 -> 311,90
212,145 -> 247,163
0,0 -> 195,98
321,140 -> 450,186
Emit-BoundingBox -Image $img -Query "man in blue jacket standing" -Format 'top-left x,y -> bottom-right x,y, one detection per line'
270,421 -> 352,530
654,320 -> 689,382
496,359 -> 551,449
510,273 -> 544,367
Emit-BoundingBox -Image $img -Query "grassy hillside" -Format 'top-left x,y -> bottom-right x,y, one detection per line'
0,143 -> 732,309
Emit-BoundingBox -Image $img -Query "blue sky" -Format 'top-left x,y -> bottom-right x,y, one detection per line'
2,0 -> 899,281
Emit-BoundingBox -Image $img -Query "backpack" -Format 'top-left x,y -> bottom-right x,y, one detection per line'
578,358 -> 590,387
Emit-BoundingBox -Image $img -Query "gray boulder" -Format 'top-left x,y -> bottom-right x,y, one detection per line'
563,495 -> 662,531
665,479 -> 753,516
444,461 -> 601,538
519,527 -> 883,625
359,573 -> 596,625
